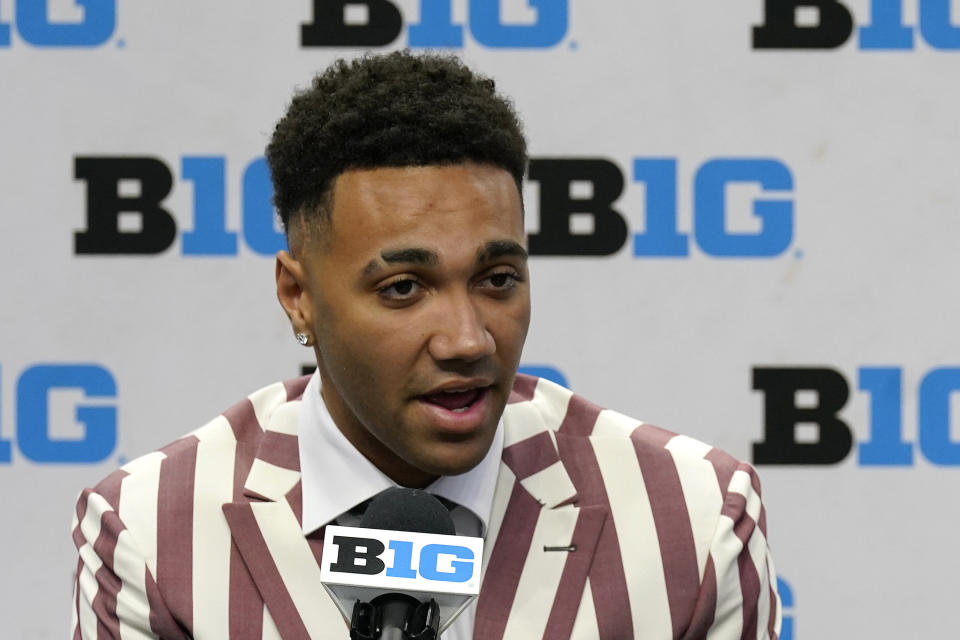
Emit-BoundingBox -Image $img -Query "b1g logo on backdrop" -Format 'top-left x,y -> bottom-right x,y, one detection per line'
73,156 -> 285,256
528,157 -> 795,259
752,366 -> 960,466
301,0 -> 569,48
0,363 -> 117,464
72,155 -> 795,259
777,577 -> 796,640
754,0 -> 960,50
0,0 -> 116,47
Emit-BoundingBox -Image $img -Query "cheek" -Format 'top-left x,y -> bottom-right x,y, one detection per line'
493,300 -> 531,345
319,315 -> 421,390
321,331 -> 380,381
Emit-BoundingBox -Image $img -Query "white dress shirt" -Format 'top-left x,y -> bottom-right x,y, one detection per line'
298,372 -> 503,639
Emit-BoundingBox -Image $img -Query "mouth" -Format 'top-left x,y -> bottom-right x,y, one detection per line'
419,386 -> 489,413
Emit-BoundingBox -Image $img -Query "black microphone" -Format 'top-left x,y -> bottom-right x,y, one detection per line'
320,488 -> 483,640
353,488 -> 452,640
360,488 -> 455,536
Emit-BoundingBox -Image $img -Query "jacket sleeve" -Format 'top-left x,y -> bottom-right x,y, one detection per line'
71,488 -> 187,640
712,463 -> 780,639
684,463 -> 781,640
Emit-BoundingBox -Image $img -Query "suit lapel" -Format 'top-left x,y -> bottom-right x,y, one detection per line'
476,387 -> 609,639
222,401 -> 345,639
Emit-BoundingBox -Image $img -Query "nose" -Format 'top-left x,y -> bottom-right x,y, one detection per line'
427,291 -> 496,363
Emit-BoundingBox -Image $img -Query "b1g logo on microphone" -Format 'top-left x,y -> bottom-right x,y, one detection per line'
754,0 -> 960,50
527,157 -> 795,259
301,0 -> 570,49
0,363 -> 117,464
323,526 -> 482,587
0,0 -> 116,47
752,366 -> 960,466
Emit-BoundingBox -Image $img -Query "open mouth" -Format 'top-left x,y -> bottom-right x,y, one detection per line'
420,387 -> 488,413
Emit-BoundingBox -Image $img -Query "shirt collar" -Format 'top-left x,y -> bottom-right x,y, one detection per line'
298,371 -> 504,537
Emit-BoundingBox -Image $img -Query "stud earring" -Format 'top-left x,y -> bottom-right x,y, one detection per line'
296,332 -> 310,346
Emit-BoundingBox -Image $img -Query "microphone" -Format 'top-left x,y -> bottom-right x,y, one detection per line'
320,488 -> 484,640
353,489 -> 453,640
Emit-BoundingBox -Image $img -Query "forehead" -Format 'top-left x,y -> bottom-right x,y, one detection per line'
321,164 -> 525,258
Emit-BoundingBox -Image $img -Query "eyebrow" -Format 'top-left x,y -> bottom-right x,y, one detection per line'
477,240 -> 528,263
362,240 -> 527,276
363,248 -> 437,276
382,247 -> 440,266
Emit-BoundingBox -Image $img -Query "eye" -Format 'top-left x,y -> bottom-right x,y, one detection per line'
390,280 -> 415,295
488,273 -> 513,288
377,277 -> 423,303
479,269 -> 522,294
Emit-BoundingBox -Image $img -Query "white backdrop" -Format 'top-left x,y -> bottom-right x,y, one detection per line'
2,1 -> 959,637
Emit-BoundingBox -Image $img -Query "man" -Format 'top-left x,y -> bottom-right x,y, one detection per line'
72,52 -> 780,639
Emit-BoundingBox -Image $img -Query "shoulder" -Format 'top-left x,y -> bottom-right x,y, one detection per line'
503,373 -> 755,497
500,376 -> 778,634
84,375 -> 312,514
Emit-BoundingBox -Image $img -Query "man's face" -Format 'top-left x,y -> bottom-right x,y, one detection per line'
279,164 -> 530,488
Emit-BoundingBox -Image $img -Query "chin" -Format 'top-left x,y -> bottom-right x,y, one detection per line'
431,461 -> 481,478
420,446 -> 490,477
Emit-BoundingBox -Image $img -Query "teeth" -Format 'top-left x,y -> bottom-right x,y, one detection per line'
452,406 -> 469,413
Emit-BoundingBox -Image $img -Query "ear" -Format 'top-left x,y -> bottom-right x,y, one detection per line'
276,250 -> 313,337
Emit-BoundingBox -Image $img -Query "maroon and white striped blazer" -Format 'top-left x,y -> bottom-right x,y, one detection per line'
72,374 -> 780,639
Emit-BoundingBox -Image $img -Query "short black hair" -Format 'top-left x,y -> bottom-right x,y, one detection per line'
266,51 -> 528,236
